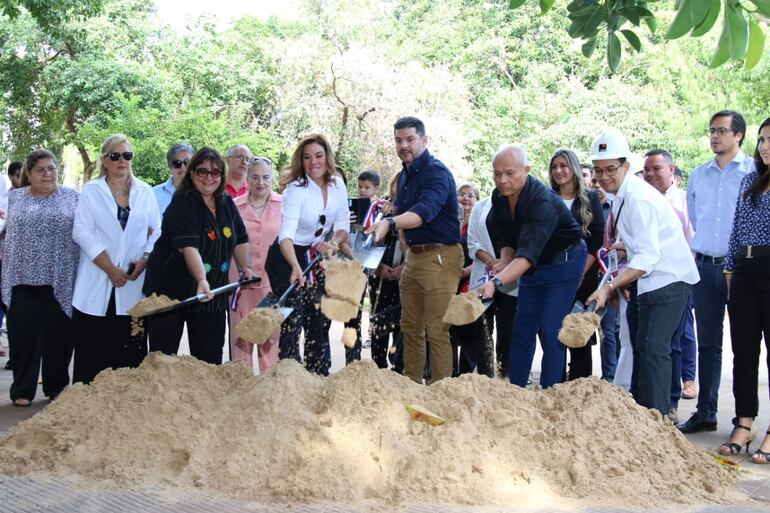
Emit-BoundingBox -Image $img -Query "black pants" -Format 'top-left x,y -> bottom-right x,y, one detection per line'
565,264 -> 601,381
493,292 -> 518,378
7,285 -> 74,401
343,282 -> 367,365
148,309 -> 226,365
369,276 -> 400,368
728,256 -> 770,418
453,307 -> 495,377
74,290 -> 147,384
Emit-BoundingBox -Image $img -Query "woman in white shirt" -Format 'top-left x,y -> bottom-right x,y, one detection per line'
72,134 -> 161,383
271,134 -> 349,376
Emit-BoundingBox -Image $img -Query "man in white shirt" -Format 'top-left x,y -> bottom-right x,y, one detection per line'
588,130 -> 699,419
680,110 -> 754,434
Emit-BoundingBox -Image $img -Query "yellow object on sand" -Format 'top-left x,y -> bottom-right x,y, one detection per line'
405,404 -> 447,426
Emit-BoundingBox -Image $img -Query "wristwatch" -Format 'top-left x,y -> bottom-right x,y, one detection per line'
387,217 -> 396,230
491,276 -> 504,291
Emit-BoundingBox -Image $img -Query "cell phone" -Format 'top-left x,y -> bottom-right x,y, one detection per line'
127,263 -> 136,275
348,198 -> 371,225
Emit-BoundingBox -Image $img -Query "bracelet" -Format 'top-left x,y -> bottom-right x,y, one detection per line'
722,269 -> 732,275
606,282 -> 615,292
141,252 -> 150,260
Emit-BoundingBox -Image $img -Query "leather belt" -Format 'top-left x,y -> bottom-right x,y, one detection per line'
739,245 -> 770,258
694,252 -> 725,265
409,243 -> 446,254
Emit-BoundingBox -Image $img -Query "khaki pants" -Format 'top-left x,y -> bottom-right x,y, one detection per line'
400,244 -> 462,384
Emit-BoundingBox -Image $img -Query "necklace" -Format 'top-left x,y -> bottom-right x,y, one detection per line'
106,177 -> 130,198
249,196 -> 267,213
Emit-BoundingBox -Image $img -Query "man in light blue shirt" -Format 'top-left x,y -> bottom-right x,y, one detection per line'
679,111 -> 755,434
153,143 -> 194,214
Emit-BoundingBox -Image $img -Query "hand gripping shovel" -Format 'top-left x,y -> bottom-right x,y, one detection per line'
570,271 -> 612,319
351,213 -> 387,270
254,252 -> 324,317
137,277 -> 261,317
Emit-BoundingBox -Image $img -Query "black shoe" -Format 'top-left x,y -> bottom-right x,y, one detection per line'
677,413 -> 717,434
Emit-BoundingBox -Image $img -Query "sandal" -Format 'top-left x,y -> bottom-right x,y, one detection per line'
752,430 -> 770,464
12,398 -> 31,407
719,418 -> 755,455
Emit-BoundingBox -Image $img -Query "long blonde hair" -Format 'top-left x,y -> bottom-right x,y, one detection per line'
549,148 -> 592,236
98,133 -> 132,178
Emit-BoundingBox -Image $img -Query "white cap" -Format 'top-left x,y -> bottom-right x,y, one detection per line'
588,130 -> 631,161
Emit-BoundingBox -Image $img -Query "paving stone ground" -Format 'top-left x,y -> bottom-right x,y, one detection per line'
0,315 -> 769,512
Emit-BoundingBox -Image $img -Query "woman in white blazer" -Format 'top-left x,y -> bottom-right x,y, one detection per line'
72,134 -> 161,383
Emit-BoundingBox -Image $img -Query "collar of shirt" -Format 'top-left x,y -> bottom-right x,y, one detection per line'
706,150 -> 749,172
163,177 -> 175,193
402,148 -> 432,174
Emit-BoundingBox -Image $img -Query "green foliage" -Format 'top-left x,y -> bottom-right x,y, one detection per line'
0,0 -> 102,34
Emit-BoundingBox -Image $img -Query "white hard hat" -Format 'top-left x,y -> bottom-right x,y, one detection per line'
588,130 -> 631,161
628,154 -> 645,173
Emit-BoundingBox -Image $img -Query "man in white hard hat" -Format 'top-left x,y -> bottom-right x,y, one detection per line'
587,130 -> 699,419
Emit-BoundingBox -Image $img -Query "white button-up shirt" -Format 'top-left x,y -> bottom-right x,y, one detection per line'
664,184 -> 694,245
72,176 -> 162,316
611,174 -> 699,295
686,151 -> 754,257
279,176 -> 349,246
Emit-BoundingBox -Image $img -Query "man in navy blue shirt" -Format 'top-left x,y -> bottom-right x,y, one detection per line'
369,116 -> 462,384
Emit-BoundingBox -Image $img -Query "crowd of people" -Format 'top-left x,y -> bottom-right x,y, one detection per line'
1,111 -> 769,464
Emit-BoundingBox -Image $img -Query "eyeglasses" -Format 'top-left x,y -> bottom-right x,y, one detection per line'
171,158 -> 190,169
104,152 -> 134,161
457,192 -> 476,200
593,165 -> 623,177
194,168 -> 223,178
32,165 -> 57,176
314,214 -> 326,238
228,155 -> 250,163
707,127 -> 733,136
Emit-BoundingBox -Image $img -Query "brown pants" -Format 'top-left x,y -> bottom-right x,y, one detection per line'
400,244 -> 462,384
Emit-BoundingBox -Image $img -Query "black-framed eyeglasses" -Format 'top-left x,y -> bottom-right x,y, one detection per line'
707,127 -> 733,136
194,168 -> 223,178
104,152 -> 134,162
593,165 -> 623,177
171,158 -> 190,169
314,214 -> 326,238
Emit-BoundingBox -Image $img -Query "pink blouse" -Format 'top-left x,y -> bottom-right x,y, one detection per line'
228,191 -> 282,290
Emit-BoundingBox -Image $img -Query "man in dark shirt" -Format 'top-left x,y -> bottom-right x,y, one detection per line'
478,144 -> 586,388
369,116 -> 462,384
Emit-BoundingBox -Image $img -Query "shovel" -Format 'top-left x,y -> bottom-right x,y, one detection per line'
351,213 -> 387,270
254,252 -> 324,317
138,277 -> 261,317
570,271 -> 612,319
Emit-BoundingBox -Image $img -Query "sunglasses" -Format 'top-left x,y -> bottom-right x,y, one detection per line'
314,214 -> 326,238
104,152 -> 134,162
194,168 -> 223,178
250,156 -> 273,165
171,158 -> 190,169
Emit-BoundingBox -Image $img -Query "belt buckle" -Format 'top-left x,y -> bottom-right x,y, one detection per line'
747,245 -> 753,259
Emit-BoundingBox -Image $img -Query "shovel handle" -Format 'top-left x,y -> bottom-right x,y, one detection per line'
276,252 -> 324,307
363,212 -> 384,249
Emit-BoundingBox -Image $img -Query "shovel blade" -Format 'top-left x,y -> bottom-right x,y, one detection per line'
256,292 -> 279,309
570,300 -> 587,314
351,231 -> 386,269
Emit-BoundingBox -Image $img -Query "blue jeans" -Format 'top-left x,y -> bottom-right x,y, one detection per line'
636,281 -> 692,416
692,260 -> 728,422
599,303 -> 618,381
679,294 -> 696,382
508,242 -> 586,389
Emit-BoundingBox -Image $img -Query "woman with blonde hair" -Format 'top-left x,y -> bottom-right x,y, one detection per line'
72,134 -> 161,383
548,148 -> 604,380
270,134 -> 349,375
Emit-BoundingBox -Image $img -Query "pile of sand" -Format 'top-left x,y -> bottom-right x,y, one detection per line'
442,291 -> 486,326
127,294 -> 179,317
235,307 -> 285,344
558,312 -> 601,348
0,354 -> 740,509
321,256 -> 367,322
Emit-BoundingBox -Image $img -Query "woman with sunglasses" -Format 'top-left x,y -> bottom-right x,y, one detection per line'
153,143 -> 194,214
2,149 -> 80,405
269,134 -> 349,376
72,134 -> 161,383
143,147 -> 253,364
228,157 -> 282,373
